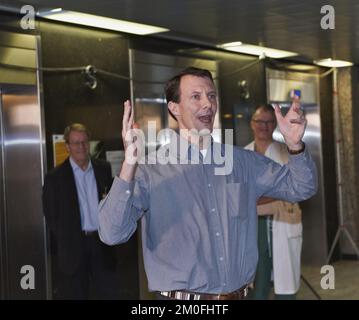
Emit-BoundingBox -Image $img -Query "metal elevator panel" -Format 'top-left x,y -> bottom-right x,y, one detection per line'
0,85 -> 47,299
0,90 -> 6,298
0,30 -> 37,86
0,30 -> 48,299
266,68 -> 328,265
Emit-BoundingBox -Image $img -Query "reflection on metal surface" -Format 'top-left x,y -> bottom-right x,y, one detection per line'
0,30 -> 47,299
4,138 -> 40,146
267,68 -> 327,265
0,85 -> 47,299
0,31 -> 37,86
5,96 -> 39,126
268,78 -> 318,104
136,97 -> 167,103
0,30 -> 36,50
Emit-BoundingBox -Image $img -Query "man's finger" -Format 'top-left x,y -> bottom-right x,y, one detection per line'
274,104 -> 282,119
291,96 -> 301,113
123,100 -> 131,128
292,95 -> 300,103
289,118 -> 306,124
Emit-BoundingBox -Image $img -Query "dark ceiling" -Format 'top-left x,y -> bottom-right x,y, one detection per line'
1,0 -> 358,64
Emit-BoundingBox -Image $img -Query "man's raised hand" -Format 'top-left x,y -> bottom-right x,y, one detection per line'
273,96 -> 306,150
119,100 -> 142,181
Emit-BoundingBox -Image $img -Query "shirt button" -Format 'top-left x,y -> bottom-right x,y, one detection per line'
223,283 -> 227,286
211,208 -> 216,212
219,257 -> 224,261
216,232 -> 220,237
125,190 -> 130,194
208,184 -> 212,187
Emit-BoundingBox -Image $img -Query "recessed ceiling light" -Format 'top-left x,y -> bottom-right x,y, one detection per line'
47,8 -> 63,13
221,41 -> 243,47
314,58 -> 353,68
286,64 -> 317,71
37,9 -> 169,35
218,42 -> 298,59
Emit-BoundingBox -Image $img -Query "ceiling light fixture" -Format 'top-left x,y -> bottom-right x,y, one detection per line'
37,9 -> 169,35
286,64 -> 317,71
314,58 -> 353,68
218,42 -> 298,59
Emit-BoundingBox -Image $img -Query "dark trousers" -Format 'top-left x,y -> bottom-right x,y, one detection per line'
52,233 -> 120,300
250,216 -> 296,300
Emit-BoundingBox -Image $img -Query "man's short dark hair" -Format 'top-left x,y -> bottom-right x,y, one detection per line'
165,67 -> 214,120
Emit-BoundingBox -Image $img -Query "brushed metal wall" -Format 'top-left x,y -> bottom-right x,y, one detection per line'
0,31 -> 48,299
266,68 -> 328,265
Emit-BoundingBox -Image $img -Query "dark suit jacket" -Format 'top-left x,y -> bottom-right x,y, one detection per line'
42,157 -> 115,275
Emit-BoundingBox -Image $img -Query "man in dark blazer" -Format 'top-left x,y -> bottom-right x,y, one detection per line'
42,123 -> 120,299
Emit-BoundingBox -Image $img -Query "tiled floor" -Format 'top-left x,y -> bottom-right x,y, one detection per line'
266,260 -> 359,300
142,260 -> 359,300
296,260 -> 359,300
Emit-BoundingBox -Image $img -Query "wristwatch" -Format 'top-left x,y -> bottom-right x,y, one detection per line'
287,142 -> 305,155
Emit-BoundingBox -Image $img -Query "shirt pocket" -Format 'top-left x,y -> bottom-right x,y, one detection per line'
226,182 -> 248,219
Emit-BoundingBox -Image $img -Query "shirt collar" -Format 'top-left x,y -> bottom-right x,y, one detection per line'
166,131 -> 216,162
69,157 -> 92,172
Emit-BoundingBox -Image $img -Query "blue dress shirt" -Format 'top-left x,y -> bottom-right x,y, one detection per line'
70,157 -> 99,231
98,134 -> 317,294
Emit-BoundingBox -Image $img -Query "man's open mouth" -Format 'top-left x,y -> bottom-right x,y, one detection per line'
198,115 -> 212,123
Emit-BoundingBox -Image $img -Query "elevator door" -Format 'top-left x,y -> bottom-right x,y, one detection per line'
266,68 -> 327,265
0,84 -> 48,299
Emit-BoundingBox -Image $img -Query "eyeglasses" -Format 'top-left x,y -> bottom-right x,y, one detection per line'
68,141 -> 89,147
251,119 -> 276,126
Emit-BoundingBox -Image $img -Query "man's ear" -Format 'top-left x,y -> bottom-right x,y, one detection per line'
65,143 -> 70,153
168,101 -> 180,119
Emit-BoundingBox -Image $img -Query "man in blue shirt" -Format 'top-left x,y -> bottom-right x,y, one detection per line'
98,67 -> 317,300
43,123 -> 120,299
